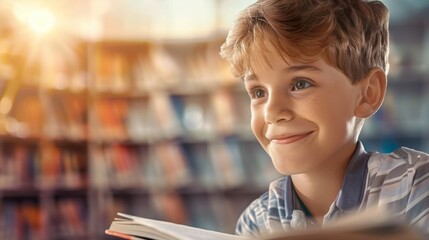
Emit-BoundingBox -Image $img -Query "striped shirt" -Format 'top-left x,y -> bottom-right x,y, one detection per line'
235,142 -> 429,236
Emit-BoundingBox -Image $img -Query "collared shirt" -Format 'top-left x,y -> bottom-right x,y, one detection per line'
235,142 -> 429,236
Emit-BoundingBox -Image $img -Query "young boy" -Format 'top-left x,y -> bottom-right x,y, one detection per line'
220,0 -> 429,237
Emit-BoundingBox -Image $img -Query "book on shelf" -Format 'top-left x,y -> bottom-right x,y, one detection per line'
7,87 -> 44,137
147,45 -> 181,88
38,143 -> 87,188
89,144 -> 144,188
153,141 -> 192,188
0,143 -> 38,188
106,207 -> 425,240
1,200 -> 45,239
169,94 -> 214,136
93,98 -> 129,141
55,198 -> 87,237
126,99 -> 152,142
181,142 -> 217,188
150,93 -> 182,139
150,192 -> 189,226
93,50 -> 130,93
209,138 -> 246,188
210,89 -> 236,134
103,145 -> 141,187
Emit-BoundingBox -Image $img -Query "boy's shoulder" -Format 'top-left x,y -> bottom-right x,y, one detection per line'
391,147 -> 429,163
369,147 -> 429,168
366,146 -> 429,186
364,147 -> 429,232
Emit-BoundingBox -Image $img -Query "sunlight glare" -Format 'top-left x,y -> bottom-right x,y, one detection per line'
28,8 -> 55,35
13,3 -> 55,35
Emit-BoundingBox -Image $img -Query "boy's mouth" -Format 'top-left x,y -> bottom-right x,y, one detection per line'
268,131 -> 314,144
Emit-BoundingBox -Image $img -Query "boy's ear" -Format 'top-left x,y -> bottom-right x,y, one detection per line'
354,68 -> 387,118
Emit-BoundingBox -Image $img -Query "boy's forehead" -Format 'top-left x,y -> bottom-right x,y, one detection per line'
244,65 -> 326,85
246,44 -> 286,79
245,47 -> 323,81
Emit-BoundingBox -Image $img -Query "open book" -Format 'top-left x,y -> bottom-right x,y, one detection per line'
106,209 -> 424,240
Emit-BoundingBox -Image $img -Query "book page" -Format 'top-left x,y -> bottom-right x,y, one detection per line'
109,208 -> 424,240
116,213 -> 251,240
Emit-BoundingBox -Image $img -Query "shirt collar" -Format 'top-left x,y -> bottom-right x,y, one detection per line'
336,141 -> 371,211
284,176 -> 295,219
284,141 -> 371,218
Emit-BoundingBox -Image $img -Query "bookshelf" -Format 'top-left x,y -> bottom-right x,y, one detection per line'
86,37 -> 280,238
0,35 -> 278,239
0,7 -> 428,240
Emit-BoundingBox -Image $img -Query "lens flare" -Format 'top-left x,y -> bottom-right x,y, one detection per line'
27,8 -> 55,35
13,3 -> 55,35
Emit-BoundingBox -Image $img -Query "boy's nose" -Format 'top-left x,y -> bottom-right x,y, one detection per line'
264,95 -> 294,124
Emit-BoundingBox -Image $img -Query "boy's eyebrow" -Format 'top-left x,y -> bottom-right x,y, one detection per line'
243,73 -> 257,82
243,64 -> 321,82
286,64 -> 322,73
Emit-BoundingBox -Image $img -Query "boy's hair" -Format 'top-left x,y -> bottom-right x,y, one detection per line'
220,0 -> 389,84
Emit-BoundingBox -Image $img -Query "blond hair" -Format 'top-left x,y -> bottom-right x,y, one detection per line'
220,0 -> 389,83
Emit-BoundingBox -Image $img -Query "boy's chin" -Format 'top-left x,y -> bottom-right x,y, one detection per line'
271,159 -> 307,176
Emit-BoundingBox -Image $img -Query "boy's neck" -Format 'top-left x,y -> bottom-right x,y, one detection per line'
290,144 -> 356,222
292,172 -> 344,223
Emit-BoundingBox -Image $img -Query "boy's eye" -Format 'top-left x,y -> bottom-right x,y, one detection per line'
250,88 -> 266,99
292,79 -> 312,91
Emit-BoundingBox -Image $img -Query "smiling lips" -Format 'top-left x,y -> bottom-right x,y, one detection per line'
269,131 -> 313,144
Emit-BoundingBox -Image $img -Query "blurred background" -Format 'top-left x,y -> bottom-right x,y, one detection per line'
0,0 -> 428,239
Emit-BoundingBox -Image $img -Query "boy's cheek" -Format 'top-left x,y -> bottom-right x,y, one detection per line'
250,115 -> 262,136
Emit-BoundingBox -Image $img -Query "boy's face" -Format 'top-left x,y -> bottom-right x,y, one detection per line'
245,46 -> 364,176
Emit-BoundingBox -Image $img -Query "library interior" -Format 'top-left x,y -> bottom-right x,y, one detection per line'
0,0 -> 428,239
